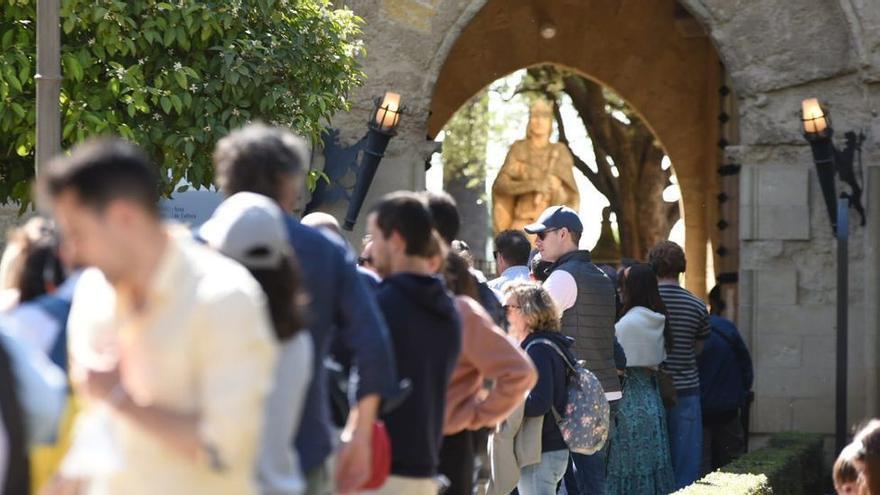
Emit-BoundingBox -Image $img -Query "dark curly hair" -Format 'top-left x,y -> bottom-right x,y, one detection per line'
648,240 -> 687,279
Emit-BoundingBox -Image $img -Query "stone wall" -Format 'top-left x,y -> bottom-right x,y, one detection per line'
320,0 -> 880,435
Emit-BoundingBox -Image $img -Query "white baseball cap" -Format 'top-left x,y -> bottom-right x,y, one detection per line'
199,192 -> 290,269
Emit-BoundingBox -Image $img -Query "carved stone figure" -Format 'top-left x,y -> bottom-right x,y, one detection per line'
492,100 -> 580,234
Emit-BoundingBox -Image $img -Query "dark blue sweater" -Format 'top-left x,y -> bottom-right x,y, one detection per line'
285,216 -> 397,471
697,315 -> 754,418
377,273 -> 461,477
522,331 -> 575,453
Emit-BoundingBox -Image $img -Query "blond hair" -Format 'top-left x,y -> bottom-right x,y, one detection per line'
503,280 -> 561,331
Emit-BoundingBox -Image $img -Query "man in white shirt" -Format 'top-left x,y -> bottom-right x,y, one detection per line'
488,230 -> 531,293
525,205 -> 619,495
38,138 -> 277,495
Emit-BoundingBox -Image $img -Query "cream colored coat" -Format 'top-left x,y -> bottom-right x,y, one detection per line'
486,402 -> 545,495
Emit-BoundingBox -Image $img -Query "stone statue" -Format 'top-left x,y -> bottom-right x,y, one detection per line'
492,99 -> 580,234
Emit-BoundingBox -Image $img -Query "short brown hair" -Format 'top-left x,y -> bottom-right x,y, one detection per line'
38,137 -> 159,215
503,280 -> 561,331
648,240 -> 687,278
213,123 -> 309,201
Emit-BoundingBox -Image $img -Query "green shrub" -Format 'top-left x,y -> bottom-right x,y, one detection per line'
676,432 -> 826,495
1,0 -> 364,204
673,472 -> 771,495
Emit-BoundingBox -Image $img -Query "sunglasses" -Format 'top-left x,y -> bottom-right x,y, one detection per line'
358,256 -> 373,266
536,228 -> 561,241
502,304 -> 521,311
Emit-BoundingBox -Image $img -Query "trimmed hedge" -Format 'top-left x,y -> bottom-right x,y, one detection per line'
674,432 -> 825,495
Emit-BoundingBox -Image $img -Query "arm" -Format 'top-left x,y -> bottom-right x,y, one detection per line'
332,246 -> 397,492
523,347 -> 556,418
694,306 -> 711,356
445,299 -> 537,433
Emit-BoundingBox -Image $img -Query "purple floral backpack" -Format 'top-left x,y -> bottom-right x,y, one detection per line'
526,338 -> 610,455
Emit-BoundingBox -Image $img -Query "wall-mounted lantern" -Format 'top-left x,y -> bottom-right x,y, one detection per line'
304,91 -> 405,230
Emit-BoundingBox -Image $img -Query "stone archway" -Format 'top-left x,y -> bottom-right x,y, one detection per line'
426,0 -> 723,298
332,0 -> 880,433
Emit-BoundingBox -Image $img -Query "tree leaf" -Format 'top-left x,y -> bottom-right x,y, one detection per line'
160,96 -> 172,114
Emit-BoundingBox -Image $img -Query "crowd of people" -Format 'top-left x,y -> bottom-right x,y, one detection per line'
0,122 -> 873,495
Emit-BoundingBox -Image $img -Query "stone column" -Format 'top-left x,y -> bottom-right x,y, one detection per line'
679,174 -> 708,298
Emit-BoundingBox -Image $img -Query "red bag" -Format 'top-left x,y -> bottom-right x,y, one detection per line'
359,421 -> 391,490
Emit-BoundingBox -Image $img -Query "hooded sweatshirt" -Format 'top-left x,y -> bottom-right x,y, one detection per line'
614,306 -> 667,368
377,273 -> 462,478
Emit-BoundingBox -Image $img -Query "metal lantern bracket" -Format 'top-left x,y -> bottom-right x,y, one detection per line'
303,129 -> 369,215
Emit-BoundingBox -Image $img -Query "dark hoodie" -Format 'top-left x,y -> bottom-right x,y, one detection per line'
522,330 -> 577,453
377,273 -> 462,478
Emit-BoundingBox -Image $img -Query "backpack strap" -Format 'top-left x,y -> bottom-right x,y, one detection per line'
525,338 -> 573,423
525,338 -> 577,373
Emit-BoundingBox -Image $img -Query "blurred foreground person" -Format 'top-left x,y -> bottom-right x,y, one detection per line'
214,124 -> 397,494
41,138 -> 277,495
201,192 -> 313,495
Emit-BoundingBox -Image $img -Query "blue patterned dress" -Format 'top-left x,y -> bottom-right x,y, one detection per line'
607,368 -> 676,495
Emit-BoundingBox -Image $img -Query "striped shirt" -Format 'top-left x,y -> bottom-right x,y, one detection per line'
658,284 -> 710,392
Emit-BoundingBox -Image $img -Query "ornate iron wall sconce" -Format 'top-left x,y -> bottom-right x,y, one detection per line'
801,98 -> 866,233
304,92 -> 404,230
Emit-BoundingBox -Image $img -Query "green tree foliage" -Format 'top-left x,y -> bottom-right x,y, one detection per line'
442,90 -> 489,192
0,0 -> 364,203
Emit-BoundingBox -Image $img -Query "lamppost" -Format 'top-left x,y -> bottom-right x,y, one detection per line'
35,0 -> 62,176
801,98 -> 867,455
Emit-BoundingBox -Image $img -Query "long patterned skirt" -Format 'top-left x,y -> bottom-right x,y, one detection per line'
607,368 -> 676,495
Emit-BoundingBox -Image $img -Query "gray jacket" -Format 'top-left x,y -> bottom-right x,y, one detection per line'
550,250 -> 621,396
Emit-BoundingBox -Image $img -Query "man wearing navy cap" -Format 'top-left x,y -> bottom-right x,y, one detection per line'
525,205 -> 620,495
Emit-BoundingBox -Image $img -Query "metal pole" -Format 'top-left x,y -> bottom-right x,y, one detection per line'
836,196 -> 849,454
35,0 -> 62,176
342,129 -> 393,231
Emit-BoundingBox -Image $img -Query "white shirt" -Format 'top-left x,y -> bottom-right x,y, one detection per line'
488,265 -> 531,293
64,234 -> 277,495
542,269 -> 622,401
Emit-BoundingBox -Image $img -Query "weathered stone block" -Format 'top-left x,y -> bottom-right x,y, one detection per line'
755,269 -> 797,305
801,335 -> 835,371
752,396 -> 793,433
741,166 -> 810,240
755,334 -> 802,369
754,305 -> 834,336
753,366 -> 832,398
791,399 -> 834,434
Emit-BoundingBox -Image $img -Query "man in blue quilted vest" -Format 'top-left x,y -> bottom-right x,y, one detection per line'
526,205 -> 619,495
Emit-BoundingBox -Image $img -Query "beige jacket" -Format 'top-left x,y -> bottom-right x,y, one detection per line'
486,402 -> 545,495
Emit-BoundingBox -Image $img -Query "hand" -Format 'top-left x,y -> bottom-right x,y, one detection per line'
335,429 -> 373,494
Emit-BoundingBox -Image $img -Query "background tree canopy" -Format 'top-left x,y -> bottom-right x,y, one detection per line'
0,0 -> 364,204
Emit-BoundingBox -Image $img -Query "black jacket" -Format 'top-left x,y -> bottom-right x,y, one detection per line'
377,273 -> 462,477
522,331 -> 576,453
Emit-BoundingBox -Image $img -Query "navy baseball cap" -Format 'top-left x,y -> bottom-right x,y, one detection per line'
524,205 -> 583,235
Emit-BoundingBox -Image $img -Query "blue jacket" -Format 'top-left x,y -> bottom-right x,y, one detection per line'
377,273 -> 461,478
697,315 -> 753,417
285,216 -> 397,471
522,331 -> 575,453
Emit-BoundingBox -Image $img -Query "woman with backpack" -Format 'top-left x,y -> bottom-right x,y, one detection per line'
492,281 -> 573,495
606,264 -> 675,494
